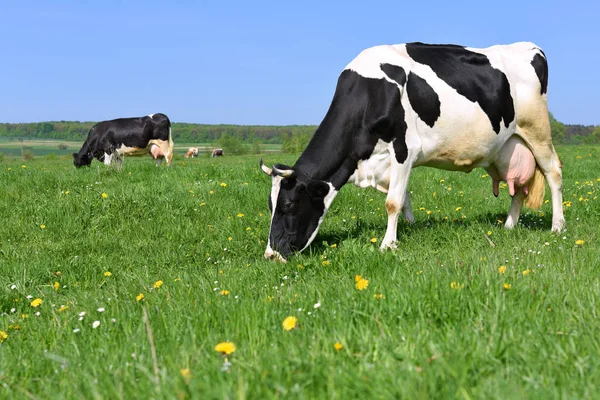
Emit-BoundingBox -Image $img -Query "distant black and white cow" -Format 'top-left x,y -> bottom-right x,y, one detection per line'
212,148 -> 224,157
73,113 -> 173,167
260,42 -> 564,262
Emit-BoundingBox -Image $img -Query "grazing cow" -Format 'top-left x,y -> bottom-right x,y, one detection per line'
212,148 -> 224,157
73,113 -> 173,167
260,42 -> 564,262
185,147 -> 199,158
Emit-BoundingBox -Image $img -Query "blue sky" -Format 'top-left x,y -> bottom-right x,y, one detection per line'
1,0 -> 597,125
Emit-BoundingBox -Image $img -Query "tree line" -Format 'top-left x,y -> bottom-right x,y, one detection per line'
0,113 -> 598,155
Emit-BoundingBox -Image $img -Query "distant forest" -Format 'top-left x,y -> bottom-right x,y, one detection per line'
0,113 -> 598,154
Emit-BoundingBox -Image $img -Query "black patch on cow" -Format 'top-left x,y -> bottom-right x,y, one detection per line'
531,53 -> 548,95
406,42 -> 515,134
406,72 -> 440,127
380,63 -> 407,86
295,69 -> 408,189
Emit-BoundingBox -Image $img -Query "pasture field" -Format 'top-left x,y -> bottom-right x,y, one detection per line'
1,146 -> 600,399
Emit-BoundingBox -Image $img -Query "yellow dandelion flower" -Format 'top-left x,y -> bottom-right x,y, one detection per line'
331,243 -> 337,248
426,210 -> 432,215
180,368 -> 192,378
200,202 -> 206,206
355,278 -> 369,290
522,269 -> 531,276
65,190 -> 70,195
101,193 -> 108,199
7,168 -> 11,171
498,266 -> 506,274
575,239 -> 585,246
136,293 -> 144,302
440,179 -> 445,183
246,227 -> 251,231
450,281 -> 463,289
30,298 -> 42,307
53,282 -> 59,291
174,278 -> 181,282
503,283 -> 511,290
282,316 -> 298,331
219,270 -> 223,275
40,224 -> 46,229
419,207 -> 425,211
237,213 -> 244,217
455,207 -> 462,211
209,190 -> 214,195
228,237 -> 233,241
297,264 -> 304,269
214,341 -> 236,355
334,342 -> 343,351
370,237 -> 377,243
220,182 -> 227,187
153,280 -> 163,289
374,293 -> 385,300
322,260 -> 330,266
21,165 -> 27,169
22,314 -> 28,319
58,305 -> 69,312
221,290 -> 230,296
487,231 -> 492,236
0,331 -> 7,343
104,271 -> 112,277
481,174 -> 489,178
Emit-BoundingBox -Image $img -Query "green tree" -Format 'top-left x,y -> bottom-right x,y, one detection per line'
549,112 -> 566,144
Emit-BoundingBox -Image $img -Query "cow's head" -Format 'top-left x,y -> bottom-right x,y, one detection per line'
73,152 -> 93,167
260,158 -> 337,262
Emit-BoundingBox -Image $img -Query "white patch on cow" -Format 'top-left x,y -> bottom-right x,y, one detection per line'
264,176 -> 283,261
348,139 -> 391,192
116,144 -> 149,157
299,183 -> 338,252
148,114 -> 155,119
103,153 -> 113,166
345,45 -> 411,81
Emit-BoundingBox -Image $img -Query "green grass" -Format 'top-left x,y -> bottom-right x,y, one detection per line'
1,146 -> 599,399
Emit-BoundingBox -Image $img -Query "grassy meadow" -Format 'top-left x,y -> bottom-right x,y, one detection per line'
1,145 -> 599,399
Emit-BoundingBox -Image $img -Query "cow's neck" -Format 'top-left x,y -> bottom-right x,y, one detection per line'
293,123 -> 358,190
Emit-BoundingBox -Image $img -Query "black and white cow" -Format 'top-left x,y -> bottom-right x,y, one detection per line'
73,113 -> 173,167
260,42 -> 564,261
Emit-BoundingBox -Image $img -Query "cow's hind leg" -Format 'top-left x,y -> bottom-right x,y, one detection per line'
381,153 -> 416,250
517,126 -> 565,232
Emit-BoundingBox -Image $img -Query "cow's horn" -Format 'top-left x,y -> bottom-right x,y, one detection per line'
272,165 -> 295,178
259,157 -> 272,175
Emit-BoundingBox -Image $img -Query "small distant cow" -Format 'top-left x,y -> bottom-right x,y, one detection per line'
185,147 -> 199,158
212,148 -> 224,157
73,113 -> 173,167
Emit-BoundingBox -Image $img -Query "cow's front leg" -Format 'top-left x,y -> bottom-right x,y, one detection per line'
381,159 -> 414,250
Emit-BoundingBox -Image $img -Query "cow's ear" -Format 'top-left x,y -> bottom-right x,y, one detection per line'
307,179 -> 330,199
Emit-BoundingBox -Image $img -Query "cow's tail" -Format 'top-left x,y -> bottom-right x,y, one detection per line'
525,166 -> 545,210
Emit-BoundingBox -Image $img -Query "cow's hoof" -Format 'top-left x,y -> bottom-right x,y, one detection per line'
380,241 -> 397,251
551,219 -> 566,233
